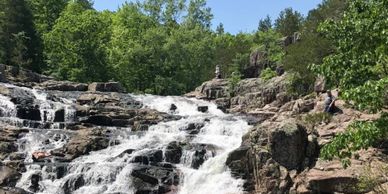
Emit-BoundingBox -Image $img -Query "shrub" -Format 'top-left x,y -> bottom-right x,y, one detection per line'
260,68 -> 277,81
299,112 -> 332,132
228,71 -> 242,97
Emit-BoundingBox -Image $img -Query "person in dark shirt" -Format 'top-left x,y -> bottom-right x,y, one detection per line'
324,90 -> 336,114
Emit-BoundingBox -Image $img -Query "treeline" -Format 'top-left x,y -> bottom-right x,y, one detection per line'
0,0 -> 347,95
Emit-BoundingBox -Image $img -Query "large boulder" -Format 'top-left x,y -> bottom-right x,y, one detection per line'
37,80 -> 88,91
0,64 -> 52,86
88,82 -> 124,93
226,132 -> 255,191
131,150 -> 163,165
185,79 -> 229,100
0,165 -> 21,187
164,141 -> 183,164
230,74 -> 291,112
51,127 -> 110,160
131,165 -> 180,194
269,121 -> 307,170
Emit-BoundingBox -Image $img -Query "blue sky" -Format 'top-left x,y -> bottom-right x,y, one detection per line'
94,0 -> 322,34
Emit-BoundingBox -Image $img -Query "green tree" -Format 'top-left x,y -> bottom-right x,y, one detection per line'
0,0 -> 42,71
216,23 -> 224,35
258,15 -> 272,32
27,0 -> 69,35
253,29 -> 284,69
275,7 -> 303,36
316,0 -> 388,166
44,1 -> 111,82
284,0 -> 348,96
184,0 -> 213,29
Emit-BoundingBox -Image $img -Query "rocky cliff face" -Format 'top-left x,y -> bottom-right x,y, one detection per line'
188,74 -> 387,194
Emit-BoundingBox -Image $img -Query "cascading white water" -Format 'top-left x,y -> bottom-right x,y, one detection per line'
137,95 -> 250,194
0,84 -> 250,194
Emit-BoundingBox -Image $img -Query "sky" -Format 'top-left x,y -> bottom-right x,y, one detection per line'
93,0 -> 323,34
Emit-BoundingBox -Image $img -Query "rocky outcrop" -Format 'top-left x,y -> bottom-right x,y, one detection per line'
185,79 -> 229,100
164,142 -> 183,164
0,164 -> 21,187
131,165 -> 180,194
50,127 -> 110,160
186,73 -> 293,114
88,82 -> 124,93
224,91 -> 385,194
36,80 -> 88,91
230,74 -> 291,112
0,64 -> 52,86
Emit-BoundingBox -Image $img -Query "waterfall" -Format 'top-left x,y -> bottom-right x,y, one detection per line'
0,83 -> 250,194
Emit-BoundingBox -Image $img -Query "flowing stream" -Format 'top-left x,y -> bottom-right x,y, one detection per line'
0,83 -> 250,194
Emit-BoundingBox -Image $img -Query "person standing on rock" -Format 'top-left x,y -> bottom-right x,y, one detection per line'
324,90 -> 336,114
215,65 -> 221,79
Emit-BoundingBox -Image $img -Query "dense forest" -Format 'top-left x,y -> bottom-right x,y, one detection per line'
0,0 -> 349,96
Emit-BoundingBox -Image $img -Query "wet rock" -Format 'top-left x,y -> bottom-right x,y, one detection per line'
132,150 -> 163,165
215,98 -> 230,113
181,123 -> 204,135
81,115 -> 112,126
170,104 -> 177,112
114,149 -> 135,158
164,141 -> 182,164
131,165 -> 179,194
197,106 -> 208,113
191,148 -> 207,169
0,187 -> 32,194
62,175 -> 85,194
0,142 -> 17,160
0,165 -> 21,187
132,170 -> 159,185
16,105 -> 41,121
226,145 -> 250,178
54,108 -> 65,122
8,153 -> 26,161
29,174 -> 41,192
56,165 -> 67,179
52,128 -> 110,160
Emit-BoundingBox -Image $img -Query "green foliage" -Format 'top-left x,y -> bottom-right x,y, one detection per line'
184,0 -> 213,29
317,0 -> 388,165
253,29 -> 284,69
0,0 -> 42,71
314,0 -> 387,95
275,7 -> 304,36
258,15 -> 272,32
286,72 -> 314,96
260,68 -> 277,81
44,2 -> 111,82
284,0 -> 348,96
227,71 -> 241,97
109,1 -> 214,95
321,113 -> 388,167
214,32 -> 254,78
27,0 -> 69,35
